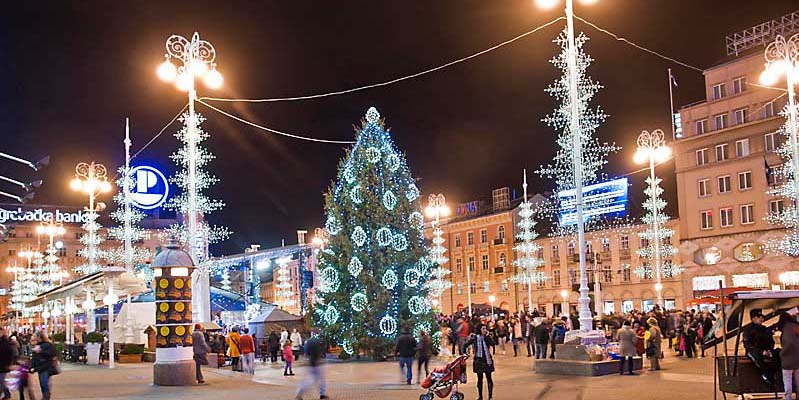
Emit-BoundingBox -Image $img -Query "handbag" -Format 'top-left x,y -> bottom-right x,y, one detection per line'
49,357 -> 61,376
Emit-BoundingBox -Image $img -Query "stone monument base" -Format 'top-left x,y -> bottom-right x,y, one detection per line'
534,344 -> 643,376
153,360 -> 195,386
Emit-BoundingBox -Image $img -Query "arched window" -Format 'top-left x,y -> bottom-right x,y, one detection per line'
499,252 -> 507,266
568,241 -> 576,256
497,225 -> 506,241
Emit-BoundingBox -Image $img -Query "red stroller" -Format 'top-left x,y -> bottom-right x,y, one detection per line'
419,354 -> 469,400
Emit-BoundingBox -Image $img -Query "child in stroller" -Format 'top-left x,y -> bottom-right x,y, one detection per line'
419,354 -> 469,400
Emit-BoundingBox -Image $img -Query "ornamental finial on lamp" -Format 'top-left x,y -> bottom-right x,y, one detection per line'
366,107 -> 380,124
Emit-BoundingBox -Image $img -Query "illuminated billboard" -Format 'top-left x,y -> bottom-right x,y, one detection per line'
558,177 -> 628,227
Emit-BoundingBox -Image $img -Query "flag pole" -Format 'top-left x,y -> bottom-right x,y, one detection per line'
668,68 -> 676,141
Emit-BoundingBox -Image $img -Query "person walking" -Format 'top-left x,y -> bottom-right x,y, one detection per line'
240,327 -> 256,375
395,327 -> 417,385
779,308 -> 799,400
268,331 -> 281,363
533,319 -> 549,360
457,318 -> 470,356
511,316 -> 523,357
634,321 -> 646,356
465,325 -> 495,400
684,316 -> 698,359
522,314 -> 533,357
549,318 -> 566,359
283,339 -> 295,376
31,331 -> 55,400
290,329 -> 303,362
227,327 -> 242,371
616,321 -> 638,375
496,319 -> 508,355
416,330 -> 432,383
645,317 -> 663,371
295,331 -> 327,400
192,324 -> 211,383
0,328 -> 14,399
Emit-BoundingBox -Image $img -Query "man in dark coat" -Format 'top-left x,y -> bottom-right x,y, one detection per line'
395,327 -> 417,385
743,308 -> 779,385
0,328 -> 13,399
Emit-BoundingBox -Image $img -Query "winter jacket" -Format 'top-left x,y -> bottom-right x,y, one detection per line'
616,326 -> 638,357
226,332 -> 242,357
780,319 -> 799,370
534,324 -> 550,344
550,323 -> 566,345
282,345 -> 294,363
395,333 -> 417,358
239,334 -> 255,354
31,342 -> 54,373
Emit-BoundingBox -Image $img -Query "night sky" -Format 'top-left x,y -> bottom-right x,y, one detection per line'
1,1 -> 796,255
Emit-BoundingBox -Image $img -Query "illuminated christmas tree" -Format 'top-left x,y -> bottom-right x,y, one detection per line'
766,100 -> 799,256
634,176 -> 681,279
512,171 -> 546,310
315,107 -> 433,358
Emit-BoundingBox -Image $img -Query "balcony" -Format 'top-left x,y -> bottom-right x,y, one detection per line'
619,249 -> 631,259
493,238 -> 506,246
493,266 -> 505,274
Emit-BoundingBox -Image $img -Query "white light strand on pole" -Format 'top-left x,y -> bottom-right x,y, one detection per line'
71,162 -> 112,276
512,169 -> 546,313
276,256 -> 295,308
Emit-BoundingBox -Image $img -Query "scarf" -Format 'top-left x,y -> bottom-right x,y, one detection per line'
475,335 -> 494,366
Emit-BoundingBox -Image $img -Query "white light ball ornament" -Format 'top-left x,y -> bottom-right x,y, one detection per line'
403,268 -> 421,288
348,256 -> 363,277
351,226 -> 367,247
204,68 -> 223,90
175,73 -> 193,92
382,269 -> 398,290
392,233 -> 408,252
157,59 -> 177,82
382,190 -> 397,210
366,147 -> 381,163
379,315 -> 397,336
408,296 -> 428,315
350,293 -> 368,312
376,227 -> 392,247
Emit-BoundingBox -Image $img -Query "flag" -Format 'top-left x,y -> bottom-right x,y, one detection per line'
670,71 -> 678,87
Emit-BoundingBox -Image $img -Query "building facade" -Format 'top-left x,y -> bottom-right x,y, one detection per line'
675,45 -> 799,297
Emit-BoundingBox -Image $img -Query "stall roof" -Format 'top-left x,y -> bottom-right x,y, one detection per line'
248,308 -> 301,324
25,271 -> 147,307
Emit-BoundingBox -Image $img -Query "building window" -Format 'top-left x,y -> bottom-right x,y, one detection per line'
738,171 -> 752,190
468,256 -> 475,272
552,244 -> 559,259
568,269 -> 577,284
467,232 -> 474,245
732,76 -> 747,94
741,204 -> 755,225
712,83 -> 727,100
764,101 -> 775,118
586,241 -> 593,255
622,264 -> 631,283
713,113 -> 728,130
639,237 -> 650,249
480,229 -> 487,244
715,143 -> 729,161
457,284 -> 463,295
25,232 -> 32,238
734,108 -> 748,125
469,283 -> 477,294
501,280 -> 509,292
497,225 -> 505,242
455,258 -> 463,273
57,247 -> 67,257
602,264 -> 612,283
76,249 -> 81,257
770,199 -> 784,215
601,237 -> 610,252
765,132 -> 777,152
696,119 -> 708,135
620,235 -> 629,250
718,175 -> 731,193
553,269 -> 561,286
455,234 -> 461,247
537,247 -> 544,259
8,249 -> 15,256
735,139 -> 750,157
75,232 -> 83,240
481,254 -> 489,270
567,241 -> 575,256
698,179 -> 710,197
483,281 -> 490,293
720,207 -> 733,227
498,252 -> 507,267
701,210 -> 713,230
696,148 -> 708,165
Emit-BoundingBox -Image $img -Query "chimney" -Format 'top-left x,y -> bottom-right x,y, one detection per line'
297,230 -> 308,245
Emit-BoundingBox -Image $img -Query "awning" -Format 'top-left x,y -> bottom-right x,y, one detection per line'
25,271 -> 148,308
248,308 -> 300,324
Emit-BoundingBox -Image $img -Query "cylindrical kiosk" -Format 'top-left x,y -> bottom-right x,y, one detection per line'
151,240 -> 195,386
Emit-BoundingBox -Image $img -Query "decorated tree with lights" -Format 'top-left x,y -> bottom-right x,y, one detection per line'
634,176 -> 681,279
766,100 -> 799,256
512,171 -> 546,311
314,107 -> 433,359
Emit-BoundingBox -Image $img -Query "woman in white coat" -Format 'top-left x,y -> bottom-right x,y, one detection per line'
290,329 -> 303,361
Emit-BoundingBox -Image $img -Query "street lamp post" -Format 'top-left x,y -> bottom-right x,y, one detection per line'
158,32 -> 223,324
560,289 -> 570,318
761,33 -> 799,255
488,295 -> 496,321
36,222 -> 65,289
537,0 -> 599,332
103,285 -> 119,369
633,129 -> 671,308
425,194 -> 454,314
6,265 -> 21,332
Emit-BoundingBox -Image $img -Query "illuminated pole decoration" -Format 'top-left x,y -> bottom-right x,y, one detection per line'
761,33 -> 799,256
512,170 -> 546,313
70,162 -> 112,276
425,194 -> 453,311
633,129 -> 678,307
107,119 -> 151,272
158,32 -> 228,323
537,0 -> 616,331
35,222 -> 66,290
275,256 -> 295,309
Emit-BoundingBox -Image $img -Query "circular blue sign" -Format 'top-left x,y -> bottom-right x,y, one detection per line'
129,165 -> 170,210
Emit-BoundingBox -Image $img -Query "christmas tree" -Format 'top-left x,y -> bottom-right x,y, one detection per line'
315,107 -> 433,359
512,171 -> 546,311
635,175 -> 681,279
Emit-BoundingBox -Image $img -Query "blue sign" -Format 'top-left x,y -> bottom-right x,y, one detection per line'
558,178 -> 628,227
129,165 -> 170,210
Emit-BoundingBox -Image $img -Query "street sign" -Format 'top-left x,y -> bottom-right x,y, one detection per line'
129,165 -> 169,210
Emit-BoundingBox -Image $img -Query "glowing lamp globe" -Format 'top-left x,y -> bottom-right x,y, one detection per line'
633,148 -> 650,165
100,180 -> 112,193
190,60 -> 208,76
175,73 -> 192,92
204,69 -> 223,89
425,205 -> 437,218
70,178 -> 83,191
654,145 -> 672,163
82,298 -> 96,310
535,0 -> 560,9
41,310 -> 50,319
759,68 -> 779,86
560,289 -> 569,300
654,282 -> 663,292
488,295 -> 496,304
440,205 -> 451,217
157,60 -> 177,82
103,292 -> 119,306
55,241 -> 64,249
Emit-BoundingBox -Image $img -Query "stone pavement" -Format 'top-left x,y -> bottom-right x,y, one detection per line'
41,347 -> 727,400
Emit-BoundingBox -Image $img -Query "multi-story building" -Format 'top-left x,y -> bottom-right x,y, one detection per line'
426,190 -> 686,316
674,17 -> 799,298
0,203 -> 168,316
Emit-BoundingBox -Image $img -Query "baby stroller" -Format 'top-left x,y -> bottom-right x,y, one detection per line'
419,354 -> 469,400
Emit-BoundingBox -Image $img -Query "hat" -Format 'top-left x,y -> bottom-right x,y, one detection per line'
622,320 -> 631,326
750,308 -> 765,319
647,318 -> 658,327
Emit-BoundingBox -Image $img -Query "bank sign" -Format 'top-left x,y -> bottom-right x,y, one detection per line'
129,165 -> 170,210
0,207 -> 88,224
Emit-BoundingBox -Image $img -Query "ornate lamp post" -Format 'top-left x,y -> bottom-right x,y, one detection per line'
536,0 -> 600,332
761,33 -> 799,255
70,162 -> 112,275
36,222 -> 66,288
157,32 -> 224,324
425,194 -> 455,313
633,129 -> 672,307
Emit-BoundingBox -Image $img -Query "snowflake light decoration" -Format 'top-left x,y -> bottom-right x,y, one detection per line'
765,99 -> 799,256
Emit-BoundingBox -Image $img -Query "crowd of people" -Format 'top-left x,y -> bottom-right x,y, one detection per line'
0,328 -> 58,400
